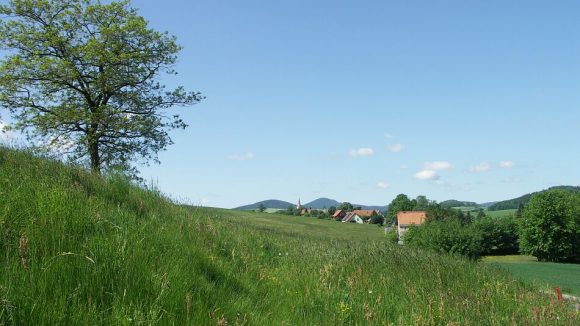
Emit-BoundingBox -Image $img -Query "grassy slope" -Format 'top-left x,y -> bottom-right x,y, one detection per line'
452,206 -> 516,219
0,148 -> 578,325
484,256 -> 580,297
486,209 -> 517,218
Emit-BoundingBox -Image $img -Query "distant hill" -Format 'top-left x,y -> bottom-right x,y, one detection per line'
439,200 -> 479,208
357,204 -> 389,212
234,198 -> 387,212
304,197 -> 340,209
487,185 -> 580,211
235,199 -> 294,210
302,198 -> 387,211
479,202 -> 497,208
236,197 -> 388,212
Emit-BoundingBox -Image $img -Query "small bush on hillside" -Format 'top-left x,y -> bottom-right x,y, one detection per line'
385,229 -> 399,244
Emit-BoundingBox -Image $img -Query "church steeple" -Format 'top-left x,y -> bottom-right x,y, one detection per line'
297,198 -> 301,209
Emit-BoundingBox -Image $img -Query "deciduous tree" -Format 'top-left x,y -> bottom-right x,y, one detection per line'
386,194 -> 413,225
519,190 -> 578,262
338,202 -> 354,212
0,0 -> 202,175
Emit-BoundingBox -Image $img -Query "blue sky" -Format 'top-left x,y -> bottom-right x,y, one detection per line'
3,0 -> 580,208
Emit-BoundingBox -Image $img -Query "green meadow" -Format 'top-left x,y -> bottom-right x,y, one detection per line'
452,206 -> 517,219
1,147 -> 578,325
486,209 -> 518,218
484,256 -> 580,297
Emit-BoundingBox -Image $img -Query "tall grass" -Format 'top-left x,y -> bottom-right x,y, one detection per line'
0,147 -> 577,325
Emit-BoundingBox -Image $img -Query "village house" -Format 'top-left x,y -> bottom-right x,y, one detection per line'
351,209 -> 380,222
342,212 -> 364,224
332,209 -> 346,220
396,211 -> 426,241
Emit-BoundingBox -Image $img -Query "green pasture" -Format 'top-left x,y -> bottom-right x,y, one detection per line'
484,255 -> 580,297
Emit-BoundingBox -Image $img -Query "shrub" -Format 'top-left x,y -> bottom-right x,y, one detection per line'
474,216 -> 519,255
385,229 -> 399,244
404,220 -> 483,259
370,215 -> 384,225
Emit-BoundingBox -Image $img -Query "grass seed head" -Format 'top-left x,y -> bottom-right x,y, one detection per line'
19,233 -> 29,270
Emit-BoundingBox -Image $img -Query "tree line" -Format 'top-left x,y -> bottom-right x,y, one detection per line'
391,190 -> 579,262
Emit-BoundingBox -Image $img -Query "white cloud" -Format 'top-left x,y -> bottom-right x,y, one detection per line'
349,147 -> 374,157
386,143 -> 404,152
227,152 -> 254,161
469,162 -> 491,173
414,169 -> 439,180
499,161 -> 515,169
424,161 -> 452,171
384,133 -> 393,139
376,182 -> 389,189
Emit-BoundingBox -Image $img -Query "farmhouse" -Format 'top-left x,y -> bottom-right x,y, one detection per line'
351,209 -> 380,222
342,212 -> 364,224
396,211 -> 426,240
332,209 -> 346,220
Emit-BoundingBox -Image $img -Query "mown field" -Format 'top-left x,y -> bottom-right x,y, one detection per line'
486,209 -> 517,218
1,147 -> 578,325
453,206 -> 516,218
485,256 -> 580,297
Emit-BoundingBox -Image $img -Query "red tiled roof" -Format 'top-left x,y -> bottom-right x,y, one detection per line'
342,212 -> 356,222
397,211 -> 426,225
352,210 -> 378,217
332,209 -> 344,218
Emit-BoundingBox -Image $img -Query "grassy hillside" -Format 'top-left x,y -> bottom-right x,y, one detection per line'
1,147 -> 578,325
486,209 -> 517,218
488,186 -> 580,211
440,200 -> 478,208
451,206 -> 516,219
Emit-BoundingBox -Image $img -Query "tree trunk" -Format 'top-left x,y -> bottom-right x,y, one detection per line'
87,104 -> 102,174
89,137 -> 101,174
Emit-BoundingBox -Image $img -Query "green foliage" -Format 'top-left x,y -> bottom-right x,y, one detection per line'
440,200 -> 479,208
413,195 -> 429,210
0,147 -> 577,324
515,202 -> 524,218
0,0 -> 202,174
370,214 -> 384,225
404,220 -> 484,259
386,194 -> 413,225
327,206 -> 337,216
257,203 -> 266,213
425,203 -> 469,224
519,190 -> 579,262
385,229 -> 399,244
488,186 -> 580,211
338,202 -> 353,212
474,216 -> 519,255
279,205 -> 298,216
